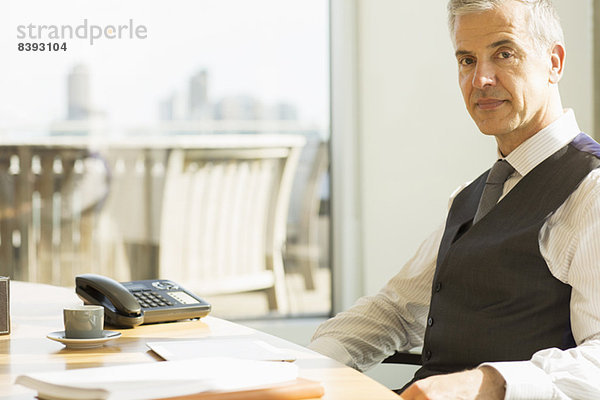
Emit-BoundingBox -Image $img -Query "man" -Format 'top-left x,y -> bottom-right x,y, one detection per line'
308,0 -> 600,398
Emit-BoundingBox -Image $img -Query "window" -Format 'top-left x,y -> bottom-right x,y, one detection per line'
2,0 -> 330,318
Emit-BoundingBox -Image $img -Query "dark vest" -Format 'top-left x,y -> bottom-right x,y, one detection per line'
414,133 -> 600,380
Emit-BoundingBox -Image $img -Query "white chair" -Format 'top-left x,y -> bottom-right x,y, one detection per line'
158,135 -> 305,313
0,144 -> 129,286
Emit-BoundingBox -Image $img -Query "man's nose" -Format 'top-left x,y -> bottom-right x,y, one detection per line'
472,61 -> 496,89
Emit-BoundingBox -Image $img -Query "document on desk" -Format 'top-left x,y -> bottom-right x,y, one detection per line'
15,357 -> 323,400
147,338 -> 301,362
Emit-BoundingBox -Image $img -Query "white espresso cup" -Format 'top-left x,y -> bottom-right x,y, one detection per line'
63,305 -> 104,339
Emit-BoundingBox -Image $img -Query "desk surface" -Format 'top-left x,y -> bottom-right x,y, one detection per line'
1,281 -> 399,399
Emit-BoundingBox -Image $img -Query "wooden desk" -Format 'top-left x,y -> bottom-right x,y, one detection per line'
0,282 -> 398,399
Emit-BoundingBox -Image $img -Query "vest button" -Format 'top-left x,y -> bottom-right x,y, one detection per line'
435,282 -> 442,292
427,317 -> 433,326
425,350 -> 432,360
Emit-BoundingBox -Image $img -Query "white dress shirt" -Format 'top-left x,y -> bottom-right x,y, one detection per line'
309,109 -> 600,399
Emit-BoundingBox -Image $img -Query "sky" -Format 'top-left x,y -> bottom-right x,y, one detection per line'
1,0 -> 330,135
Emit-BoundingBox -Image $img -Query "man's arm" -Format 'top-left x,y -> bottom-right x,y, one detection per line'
308,223 -> 444,371
402,339 -> 600,399
308,183 -> 471,371
483,341 -> 600,399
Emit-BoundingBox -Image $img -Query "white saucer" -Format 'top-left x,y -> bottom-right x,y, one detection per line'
47,330 -> 121,349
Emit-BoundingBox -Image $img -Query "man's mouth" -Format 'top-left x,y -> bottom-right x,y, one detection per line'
476,98 -> 506,110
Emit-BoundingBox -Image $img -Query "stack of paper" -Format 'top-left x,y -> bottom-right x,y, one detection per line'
15,357 -> 315,400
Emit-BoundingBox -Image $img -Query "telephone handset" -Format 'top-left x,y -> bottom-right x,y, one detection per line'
75,274 -> 211,328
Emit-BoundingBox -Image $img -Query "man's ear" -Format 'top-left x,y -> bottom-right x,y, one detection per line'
549,43 -> 565,84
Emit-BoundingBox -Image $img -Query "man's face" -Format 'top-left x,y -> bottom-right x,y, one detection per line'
453,1 -> 557,143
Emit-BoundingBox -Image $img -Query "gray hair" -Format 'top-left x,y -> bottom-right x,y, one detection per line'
447,0 -> 564,50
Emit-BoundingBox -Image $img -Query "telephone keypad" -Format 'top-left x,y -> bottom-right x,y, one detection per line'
132,291 -> 175,308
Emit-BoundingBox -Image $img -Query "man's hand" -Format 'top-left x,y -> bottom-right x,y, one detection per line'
400,366 -> 506,400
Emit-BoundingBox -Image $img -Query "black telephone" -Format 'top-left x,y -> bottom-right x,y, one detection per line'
75,274 -> 211,328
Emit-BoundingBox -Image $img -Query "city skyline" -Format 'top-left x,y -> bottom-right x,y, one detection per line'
68,63 -> 301,124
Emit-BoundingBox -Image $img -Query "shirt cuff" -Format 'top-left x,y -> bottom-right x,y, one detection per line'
481,360 -> 555,400
307,337 -> 356,368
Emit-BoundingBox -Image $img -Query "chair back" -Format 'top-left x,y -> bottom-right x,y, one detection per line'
0,144 -> 129,285
158,135 -> 305,313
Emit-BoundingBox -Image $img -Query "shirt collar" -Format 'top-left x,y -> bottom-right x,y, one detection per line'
502,109 -> 580,177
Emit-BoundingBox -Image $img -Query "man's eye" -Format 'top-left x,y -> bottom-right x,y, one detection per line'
459,57 -> 475,66
498,51 -> 513,59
